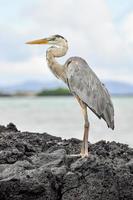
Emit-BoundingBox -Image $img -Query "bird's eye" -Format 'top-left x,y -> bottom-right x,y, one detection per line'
52,37 -> 56,41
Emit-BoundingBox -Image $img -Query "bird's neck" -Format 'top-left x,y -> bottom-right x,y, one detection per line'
46,42 -> 68,81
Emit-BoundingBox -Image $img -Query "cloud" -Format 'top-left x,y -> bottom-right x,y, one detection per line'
0,56 -> 55,83
122,12 -> 133,44
23,0 -> 132,62
0,25 -> 33,62
0,0 -> 133,84
22,0 -> 133,81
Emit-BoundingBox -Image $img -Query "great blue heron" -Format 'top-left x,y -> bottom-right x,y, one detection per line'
26,34 -> 114,157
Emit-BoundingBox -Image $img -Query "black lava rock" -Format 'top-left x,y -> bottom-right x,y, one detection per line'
0,123 -> 132,200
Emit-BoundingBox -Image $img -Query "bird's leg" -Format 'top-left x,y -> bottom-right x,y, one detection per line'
76,96 -> 90,157
81,105 -> 89,157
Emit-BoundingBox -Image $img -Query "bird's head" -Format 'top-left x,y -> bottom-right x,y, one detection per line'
26,34 -> 67,46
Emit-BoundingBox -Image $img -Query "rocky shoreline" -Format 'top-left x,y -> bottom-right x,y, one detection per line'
0,123 -> 133,200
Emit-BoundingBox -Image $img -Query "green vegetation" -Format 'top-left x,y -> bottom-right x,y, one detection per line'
37,88 -> 71,96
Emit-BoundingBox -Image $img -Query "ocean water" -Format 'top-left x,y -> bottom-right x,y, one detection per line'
0,96 -> 133,147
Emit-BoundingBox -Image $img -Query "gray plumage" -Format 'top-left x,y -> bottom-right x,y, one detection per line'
26,34 -> 115,157
65,57 -> 114,129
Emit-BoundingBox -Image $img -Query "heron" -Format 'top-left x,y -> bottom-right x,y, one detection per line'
26,34 -> 114,157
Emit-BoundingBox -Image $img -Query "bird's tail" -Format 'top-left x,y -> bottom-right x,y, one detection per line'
101,103 -> 114,130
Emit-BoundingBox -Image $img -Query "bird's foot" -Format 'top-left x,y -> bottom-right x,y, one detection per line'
80,152 -> 89,158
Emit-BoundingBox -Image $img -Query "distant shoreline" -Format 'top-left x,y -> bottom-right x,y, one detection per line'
0,94 -> 133,98
0,87 -> 133,97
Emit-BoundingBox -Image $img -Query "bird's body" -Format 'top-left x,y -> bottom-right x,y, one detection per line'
65,57 -> 114,129
26,34 -> 114,157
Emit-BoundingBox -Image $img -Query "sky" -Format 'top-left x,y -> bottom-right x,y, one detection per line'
0,0 -> 133,86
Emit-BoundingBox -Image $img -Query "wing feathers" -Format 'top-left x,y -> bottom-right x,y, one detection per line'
65,57 -> 114,129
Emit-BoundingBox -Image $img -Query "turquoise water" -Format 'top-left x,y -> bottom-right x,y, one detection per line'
0,96 -> 133,147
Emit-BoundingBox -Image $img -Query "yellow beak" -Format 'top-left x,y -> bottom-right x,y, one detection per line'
26,38 -> 48,45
